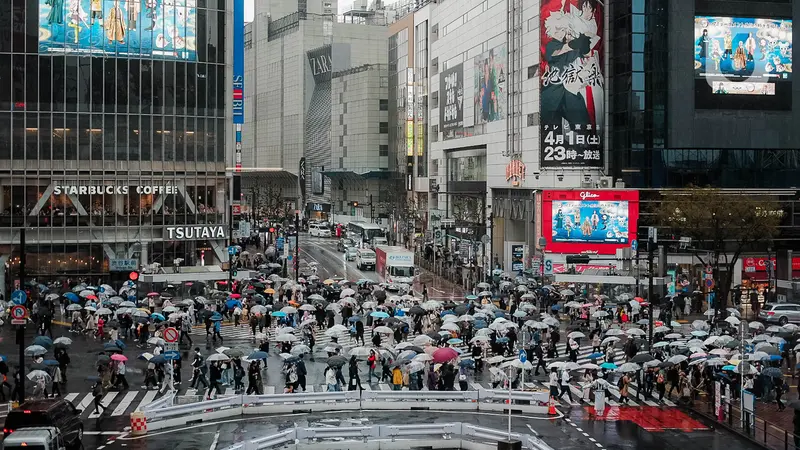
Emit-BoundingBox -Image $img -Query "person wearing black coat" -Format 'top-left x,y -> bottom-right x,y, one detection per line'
355,320 -> 365,345
296,357 -> 307,392
372,333 -> 381,347
348,357 -> 362,391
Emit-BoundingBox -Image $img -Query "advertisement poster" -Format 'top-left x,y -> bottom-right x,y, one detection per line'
473,44 -> 507,125
439,63 -> 464,133
233,0 -> 244,124
694,16 -> 792,96
542,190 -> 639,255
539,0 -> 604,168
39,0 -> 197,60
511,244 -> 524,272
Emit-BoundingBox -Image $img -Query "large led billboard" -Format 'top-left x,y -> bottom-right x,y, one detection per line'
39,0 -> 197,60
541,190 -> 639,255
694,16 -> 792,109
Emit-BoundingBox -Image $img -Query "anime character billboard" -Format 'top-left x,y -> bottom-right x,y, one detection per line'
539,0 -> 604,168
694,16 -> 792,95
39,0 -> 197,60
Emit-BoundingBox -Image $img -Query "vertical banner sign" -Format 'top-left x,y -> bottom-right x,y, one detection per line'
439,63 -> 464,136
299,158 -> 307,204
539,0 -> 604,168
233,0 -> 245,171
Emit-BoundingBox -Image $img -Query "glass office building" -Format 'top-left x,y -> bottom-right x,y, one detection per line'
0,0 -> 231,293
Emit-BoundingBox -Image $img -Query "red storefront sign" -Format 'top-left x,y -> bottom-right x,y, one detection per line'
742,257 -> 800,272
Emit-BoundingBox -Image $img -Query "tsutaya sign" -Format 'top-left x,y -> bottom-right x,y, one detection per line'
165,225 -> 227,240
54,185 -> 179,195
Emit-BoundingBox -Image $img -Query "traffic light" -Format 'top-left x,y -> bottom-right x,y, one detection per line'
128,271 -> 139,281
566,255 -> 591,264
351,201 -> 359,207
269,227 -> 275,233
231,269 -> 238,277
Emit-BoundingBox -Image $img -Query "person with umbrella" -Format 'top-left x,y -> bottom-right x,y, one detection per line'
367,350 -> 378,383
355,319 -> 365,346
212,315 -> 224,344
51,363 -> 63,397
325,365 -> 339,392
190,348 -> 209,390
232,358 -> 245,392
347,356 -> 362,391
92,380 -> 106,415
296,355 -> 307,392
246,361 -> 262,394
115,357 -> 129,390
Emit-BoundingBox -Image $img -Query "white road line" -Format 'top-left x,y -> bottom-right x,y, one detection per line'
263,385 -> 276,395
209,431 -> 220,450
112,391 -> 139,417
134,390 -> 158,411
76,393 -> 94,412
89,392 -> 119,418
64,392 -> 79,404
379,383 -> 391,391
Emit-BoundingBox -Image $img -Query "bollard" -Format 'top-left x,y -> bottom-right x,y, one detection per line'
547,397 -> 557,415
497,439 -> 522,450
130,411 -> 147,436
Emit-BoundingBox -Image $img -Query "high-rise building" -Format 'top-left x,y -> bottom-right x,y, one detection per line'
0,0 -> 233,296
242,2 -> 390,225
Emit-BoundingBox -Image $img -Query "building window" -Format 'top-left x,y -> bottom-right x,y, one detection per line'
379,145 -> 388,156
431,57 -> 438,75
431,91 -> 438,106
343,124 -> 347,135
379,122 -> 389,133
339,135 -> 344,146
527,113 -> 539,127
379,99 -> 388,111
431,124 -> 438,142
339,93 -> 344,103
343,103 -> 347,113
527,65 -> 539,79
342,146 -> 347,157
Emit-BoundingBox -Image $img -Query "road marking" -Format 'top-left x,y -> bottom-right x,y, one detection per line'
76,393 -> 94,412
64,392 -> 79,404
589,438 -> 596,442
209,431 -> 220,450
582,432 -> 590,437
89,391 -> 119,418
135,390 -> 158,411
263,385 -> 276,395
112,391 -> 139,417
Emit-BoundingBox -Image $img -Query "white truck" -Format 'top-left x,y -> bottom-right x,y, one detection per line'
375,246 -> 416,285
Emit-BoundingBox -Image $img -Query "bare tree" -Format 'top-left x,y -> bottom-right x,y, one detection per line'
251,183 -> 292,221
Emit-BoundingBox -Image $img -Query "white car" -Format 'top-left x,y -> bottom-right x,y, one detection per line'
309,224 -> 332,237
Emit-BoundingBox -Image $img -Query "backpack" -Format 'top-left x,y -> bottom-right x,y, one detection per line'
617,377 -> 625,389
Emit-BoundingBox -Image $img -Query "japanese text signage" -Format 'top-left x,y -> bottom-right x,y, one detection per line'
439,63 -> 464,132
232,0 -> 245,124
539,0 -> 605,168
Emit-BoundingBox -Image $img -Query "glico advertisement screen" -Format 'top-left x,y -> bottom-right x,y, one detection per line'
694,16 -> 792,95
39,0 -> 197,60
542,190 -> 639,255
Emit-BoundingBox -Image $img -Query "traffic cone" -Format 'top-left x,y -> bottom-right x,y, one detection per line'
548,397 -> 557,415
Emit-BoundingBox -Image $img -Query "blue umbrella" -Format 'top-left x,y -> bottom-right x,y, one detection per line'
0,355 -> 6,362
588,352 -> 604,359
722,365 -> 736,371
151,313 -> 165,322
551,304 -> 562,311
64,292 -> 80,303
493,311 -> 506,318
474,320 -> 487,329
600,362 -> 618,370
348,316 -> 362,323
465,295 -> 479,301
249,351 -> 268,360
440,310 -> 455,317
33,336 -> 53,348
37,284 -> 48,293
103,343 -> 122,352
43,360 -> 59,366
149,354 -> 167,364
447,338 -> 463,345
497,337 -> 509,343
115,339 -> 126,350
271,311 -> 286,317
226,299 -> 242,309
459,359 -> 475,368
210,313 -> 223,321
768,355 -> 783,361
371,311 -> 390,319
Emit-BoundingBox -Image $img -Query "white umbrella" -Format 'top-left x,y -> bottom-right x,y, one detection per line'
441,322 -> 461,332
724,316 -> 741,325
601,336 -> 620,346
748,321 -> 764,330
275,334 -> 298,343
605,329 -> 625,336
542,317 -> 559,327
281,306 -> 297,314
568,331 -> 586,339
560,289 -> 575,296
413,335 -> 434,346
299,304 -> 316,311
653,326 -> 671,333
374,326 -> 394,334
626,328 -> 646,336
591,311 -> 609,318
502,359 -> 533,370
53,337 -> 73,346
665,333 -> 683,339
340,288 -> 356,298
84,306 -> 97,312
66,304 -> 82,311
412,353 -> 433,362
618,362 -> 641,373
291,345 -> 312,355
96,307 -> 112,316
580,363 -> 600,370
276,327 -> 296,335
162,306 -> 178,314
668,355 -> 687,364
325,325 -> 348,336
207,353 -> 230,362
470,335 -> 491,343
348,347 -> 373,359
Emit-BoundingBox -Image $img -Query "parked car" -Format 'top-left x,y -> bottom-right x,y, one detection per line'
1,427 -> 67,450
759,303 -> 800,325
356,249 -> 376,271
337,238 -> 355,252
309,224 -> 332,237
345,247 -> 358,261
4,399 -> 84,449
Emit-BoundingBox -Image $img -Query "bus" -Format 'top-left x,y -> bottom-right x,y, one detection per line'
346,221 -> 384,246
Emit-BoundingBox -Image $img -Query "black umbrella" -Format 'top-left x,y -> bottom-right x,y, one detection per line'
788,400 -> 800,410
374,291 -> 387,301
658,361 -> 673,368
96,355 -> 111,365
327,356 -> 347,367
454,305 -> 469,315
404,346 -> 425,354
724,340 -> 741,349
409,306 -> 425,315
631,353 -> 655,364
103,343 -> 122,352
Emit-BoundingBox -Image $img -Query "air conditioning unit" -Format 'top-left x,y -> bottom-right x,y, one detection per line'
580,180 -> 593,188
599,176 -> 613,188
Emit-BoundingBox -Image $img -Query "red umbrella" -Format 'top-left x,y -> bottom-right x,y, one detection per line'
86,295 -> 98,300
432,347 -> 459,364
230,293 -> 242,299
110,354 -> 128,362
147,292 -> 160,297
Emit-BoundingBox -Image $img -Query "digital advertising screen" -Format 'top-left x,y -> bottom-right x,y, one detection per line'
39,0 -> 197,60
541,190 -> 639,255
473,44 -> 506,125
694,16 -> 792,109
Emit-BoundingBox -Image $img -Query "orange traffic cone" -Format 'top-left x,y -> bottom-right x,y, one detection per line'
548,397 -> 557,415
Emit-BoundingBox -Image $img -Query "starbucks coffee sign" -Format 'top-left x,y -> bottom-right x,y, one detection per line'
54,184 -> 179,195
165,225 -> 227,240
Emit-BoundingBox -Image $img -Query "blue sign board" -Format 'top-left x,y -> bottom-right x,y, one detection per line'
631,239 -> 638,251
519,349 -> 527,364
228,246 -> 237,255
11,290 -> 27,305
163,350 -> 181,361
232,0 -> 245,124
277,237 -> 285,251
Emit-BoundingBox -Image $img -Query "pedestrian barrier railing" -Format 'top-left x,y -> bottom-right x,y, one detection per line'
135,389 -> 552,432
220,422 -> 555,450
140,392 -> 175,412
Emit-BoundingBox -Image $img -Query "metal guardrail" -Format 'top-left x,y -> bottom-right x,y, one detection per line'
137,389 -> 552,431
140,392 -> 175,412
220,422 -> 554,450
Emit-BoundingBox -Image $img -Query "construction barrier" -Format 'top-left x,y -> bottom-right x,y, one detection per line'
130,410 -> 147,436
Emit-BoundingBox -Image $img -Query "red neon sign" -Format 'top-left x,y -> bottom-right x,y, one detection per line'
541,190 -> 640,255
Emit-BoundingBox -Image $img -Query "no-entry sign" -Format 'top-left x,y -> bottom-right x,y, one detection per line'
10,305 -> 27,325
163,327 -> 179,343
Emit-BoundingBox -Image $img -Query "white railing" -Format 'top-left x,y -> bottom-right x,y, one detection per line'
220,422 -> 555,450
140,392 -> 175,412
137,388 -> 551,431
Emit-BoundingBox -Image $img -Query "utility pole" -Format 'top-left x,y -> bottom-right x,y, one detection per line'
369,194 -> 374,223
647,227 -> 656,347
294,212 -> 300,282
18,228 -> 26,403
487,208 -> 494,277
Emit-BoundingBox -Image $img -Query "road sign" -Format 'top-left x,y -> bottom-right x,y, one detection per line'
441,218 -> 455,228
10,305 -> 27,325
434,229 -> 444,245
531,257 -> 541,272
543,259 -> 554,275
163,327 -> 179,343
519,349 -> 527,364
228,246 -> 237,255
163,350 -> 180,360
647,227 -> 658,244
287,255 -> 293,261
705,278 -> 715,289
631,239 -> 638,251
11,289 -> 27,305
705,265 -> 713,274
